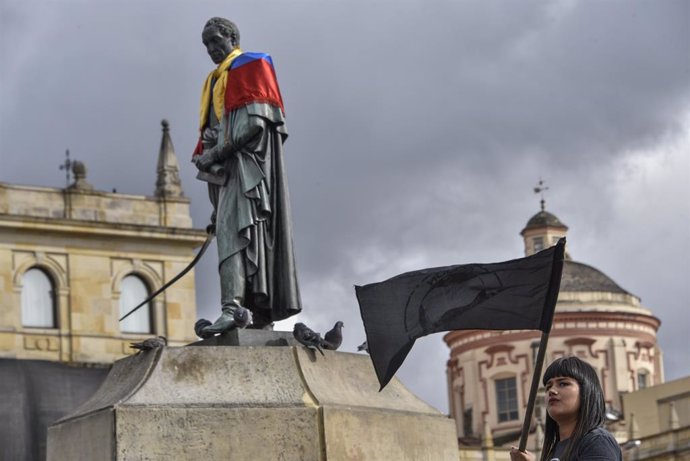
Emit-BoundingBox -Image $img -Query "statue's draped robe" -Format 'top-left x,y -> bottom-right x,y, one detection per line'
198,53 -> 301,323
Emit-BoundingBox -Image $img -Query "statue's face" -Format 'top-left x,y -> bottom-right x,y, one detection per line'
202,27 -> 235,64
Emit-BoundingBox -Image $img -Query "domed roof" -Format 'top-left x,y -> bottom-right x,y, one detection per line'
561,260 -> 631,295
523,211 -> 568,231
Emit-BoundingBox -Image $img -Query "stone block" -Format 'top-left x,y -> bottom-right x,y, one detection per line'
116,406 -> 320,460
295,346 -> 439,413
322,407 -> 458,461
47,409 -> 114,460
48,345 -> 459,460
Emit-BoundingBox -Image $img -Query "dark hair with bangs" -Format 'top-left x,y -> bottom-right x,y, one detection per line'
540,356 -> 606,461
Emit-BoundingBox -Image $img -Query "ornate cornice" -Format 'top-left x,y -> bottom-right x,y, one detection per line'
444,310 -> 660,357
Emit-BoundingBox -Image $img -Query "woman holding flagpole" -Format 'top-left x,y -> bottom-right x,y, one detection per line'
510,356 -> 622,461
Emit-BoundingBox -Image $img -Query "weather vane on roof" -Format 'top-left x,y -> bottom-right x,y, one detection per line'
59,149 -> 72,188
533,178 -> 549,211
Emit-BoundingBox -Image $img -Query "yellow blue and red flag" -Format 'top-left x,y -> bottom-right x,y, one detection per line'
193,52 -> 284,157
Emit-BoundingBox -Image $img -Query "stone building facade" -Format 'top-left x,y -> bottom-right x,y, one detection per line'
0,120 -> 206,366
622,376 -> 690,461
444,206 -> 663,450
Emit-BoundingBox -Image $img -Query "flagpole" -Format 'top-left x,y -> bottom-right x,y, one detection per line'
518,330 -> 550,452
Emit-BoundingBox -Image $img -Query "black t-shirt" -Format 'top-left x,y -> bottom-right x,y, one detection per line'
548,427 -> 622,461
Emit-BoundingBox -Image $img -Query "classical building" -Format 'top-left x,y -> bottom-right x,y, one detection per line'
0,120 -> 205,364
0,120 -> 206,460
444,203 -> 663,451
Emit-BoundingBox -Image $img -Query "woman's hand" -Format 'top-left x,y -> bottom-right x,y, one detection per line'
510,447 -> 536,461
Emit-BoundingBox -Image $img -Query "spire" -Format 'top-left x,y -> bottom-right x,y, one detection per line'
155,119 -> 184,198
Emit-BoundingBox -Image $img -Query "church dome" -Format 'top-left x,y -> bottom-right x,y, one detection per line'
561,260 -> 631,295
523,210 -> 567,232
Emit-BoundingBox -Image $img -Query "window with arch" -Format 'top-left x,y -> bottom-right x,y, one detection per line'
119,275 -> 152,333
21,267 -> 57,328
495,376 -> 519,422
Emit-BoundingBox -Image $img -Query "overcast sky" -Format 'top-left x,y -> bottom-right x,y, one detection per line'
1,0 -> 688,413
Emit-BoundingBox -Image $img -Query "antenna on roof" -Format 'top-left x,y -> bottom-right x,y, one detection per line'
533,178 -> 549,211
59,149 -> 72,188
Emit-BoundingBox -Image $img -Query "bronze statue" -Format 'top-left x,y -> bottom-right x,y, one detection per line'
193,17 -> 301,334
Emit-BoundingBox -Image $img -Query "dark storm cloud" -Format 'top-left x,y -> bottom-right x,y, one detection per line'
1,0 -> 688,412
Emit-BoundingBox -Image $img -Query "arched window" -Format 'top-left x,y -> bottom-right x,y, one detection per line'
119,275 -> 152,333
21,267 -> 56,328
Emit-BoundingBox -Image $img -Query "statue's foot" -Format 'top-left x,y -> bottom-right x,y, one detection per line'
200,307 -> 252,335
201,311 -> 236,335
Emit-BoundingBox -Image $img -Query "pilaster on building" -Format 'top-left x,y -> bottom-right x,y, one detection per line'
0,120 -> 206,366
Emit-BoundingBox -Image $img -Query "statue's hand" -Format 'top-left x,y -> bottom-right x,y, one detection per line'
206,211 -> 216,235
194,150 -> 216,172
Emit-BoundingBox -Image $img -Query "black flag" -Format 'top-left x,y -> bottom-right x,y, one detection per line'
355,238 -> 565,390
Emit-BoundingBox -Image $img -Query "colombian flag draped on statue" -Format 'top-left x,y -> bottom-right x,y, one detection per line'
193,52 -> 285,157
224,53 -> 284,114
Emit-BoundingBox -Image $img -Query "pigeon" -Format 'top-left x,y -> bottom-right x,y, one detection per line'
233,306 -> 252,329
357,341 -> 369,353
293,322 -> 325,356
194,319 -> 213,339
130,336 -> 167,351
321,321 -> 344,350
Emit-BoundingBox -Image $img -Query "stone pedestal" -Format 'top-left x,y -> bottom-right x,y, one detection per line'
47,344 -> 458,460
189,328 -> 299,347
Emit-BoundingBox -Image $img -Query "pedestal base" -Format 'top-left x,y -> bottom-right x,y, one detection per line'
47,346 -> 458,460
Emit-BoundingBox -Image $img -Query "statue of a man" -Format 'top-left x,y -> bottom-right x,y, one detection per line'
192,17 -> 301,334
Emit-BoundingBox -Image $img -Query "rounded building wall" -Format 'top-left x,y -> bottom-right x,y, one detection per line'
444,301 -> 662,444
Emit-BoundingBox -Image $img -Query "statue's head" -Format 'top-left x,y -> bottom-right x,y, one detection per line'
202,17 -> 240,65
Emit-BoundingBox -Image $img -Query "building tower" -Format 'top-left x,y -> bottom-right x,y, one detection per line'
155,119 -> 184,199
444,202 -> 663,446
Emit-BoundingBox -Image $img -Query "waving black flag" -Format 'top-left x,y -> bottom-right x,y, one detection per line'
355,238 -> 565,390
